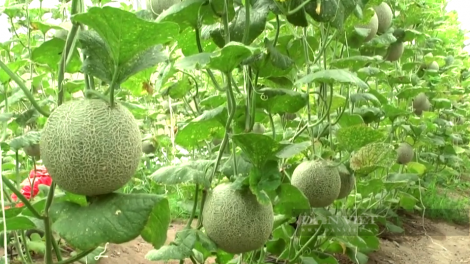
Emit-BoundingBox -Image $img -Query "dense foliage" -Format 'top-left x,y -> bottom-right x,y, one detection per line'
0,0 -> 469,263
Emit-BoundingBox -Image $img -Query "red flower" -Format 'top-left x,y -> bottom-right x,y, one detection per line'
10,166 -> 53,208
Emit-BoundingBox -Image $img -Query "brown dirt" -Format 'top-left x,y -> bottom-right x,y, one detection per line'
96,213 -> 470,264
337,212 -> 470,264
5,215 -> 470,264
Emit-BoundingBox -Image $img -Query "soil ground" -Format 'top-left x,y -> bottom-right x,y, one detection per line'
4,208 -> 470,264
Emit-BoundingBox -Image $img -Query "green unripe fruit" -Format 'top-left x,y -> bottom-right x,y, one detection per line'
252,123 -> 266,134
374,2 -> 393,34
385,42 -> 404,62
291,160 -> 341,208
336,164 -> 355,200
142,141 -> 156,154
396,143 -> 413,165
202,183 -> 274,254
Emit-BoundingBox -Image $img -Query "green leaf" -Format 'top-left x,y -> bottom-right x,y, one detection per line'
249,160 -> 282,194
0,113 -> 15,123
350,93 -> 381,106
330,56 -> 380,69
207,2 -> 269,48
0,207 -> 22,218
256,88 -> 308,114
51,193 -> 170,251
350,142 -> 397,175
337,113 -> 364,127
26,233 -> 46,255
175,53 -> 212,70
208,42 -> 256,72
73,6 -> 179,65
406,162 -> 427,175
161,75 -> 193,99
0,60 -> 27,83
386,173 -> 420,182
220,154 -> 253,177
79,30 -> 168,84
231,133 -> 280,166
336,125 -> 386,152
156,0 -> 223,30
175,106 -> 226,148
385,221 -> 404,233
296,69 -> 369,90
149,161 -> 213,187
146,229 -> 197,261
382,104 -> 409,121
31,38 -> 82,73
273,184 -> 311,216
265,39 -> 294,70
276,141 -> 311,159
71,246 -> 106,264
0,216 -> 36,231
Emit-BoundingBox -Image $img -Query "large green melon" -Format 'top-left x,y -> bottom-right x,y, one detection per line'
40,99 -> 142,196
202,183 -> 274,254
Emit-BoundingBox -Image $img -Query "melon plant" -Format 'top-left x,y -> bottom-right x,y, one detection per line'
202,182 -> 274,254
40,99 -> 142,197
291,160 -> 341,207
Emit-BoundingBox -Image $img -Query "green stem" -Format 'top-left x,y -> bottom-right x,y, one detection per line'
0,60 -> 50,117
2,175 -> 43,219
14,232 -> 30,263
242,0 -> 251,45
186,184 -> 199,229
43,183 -> 57,264
52,231 -> 64,261
55,247 -> 97,264
109,67 -> 119,107
57,22 -> 80,106
287,0 -> 312,16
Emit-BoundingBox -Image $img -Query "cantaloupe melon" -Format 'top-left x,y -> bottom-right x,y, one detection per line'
40,99 -> 142,196
202,183 -> 274,254
291,160 -> 341,207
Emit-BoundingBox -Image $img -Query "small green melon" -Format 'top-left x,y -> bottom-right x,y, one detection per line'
428,61 -> 439,71
142,141 -> 156,154
252,123 -> 265,134
356,11 -> 379,43
146,0 -> 179,17
336,164 -> 355,200
291,160 -> 341,207
40,99 -> 142,197
374,2 -> 393,34
396,143 -> 413,165
413,92 -> 431,114
385,42 -> 404,62
202,183 -> 274,254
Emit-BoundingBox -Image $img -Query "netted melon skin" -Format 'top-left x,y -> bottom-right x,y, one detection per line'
40,99 -> 142,196
291,160 -> 341,208
337,172 -> 355,200
202,183 -> 274,254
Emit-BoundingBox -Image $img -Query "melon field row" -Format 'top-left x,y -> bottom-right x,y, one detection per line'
0,0 -> 469,264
